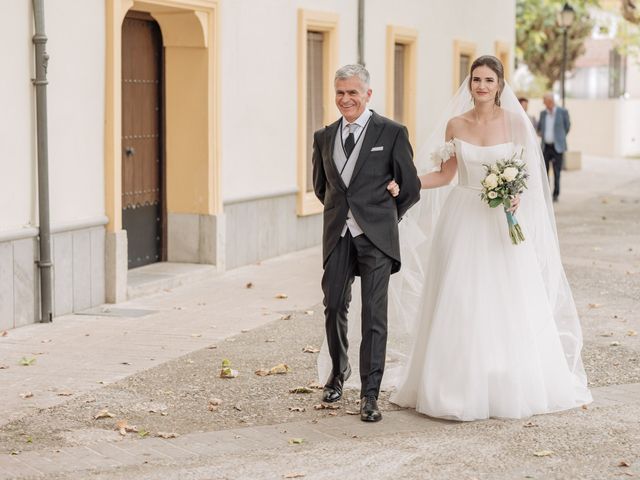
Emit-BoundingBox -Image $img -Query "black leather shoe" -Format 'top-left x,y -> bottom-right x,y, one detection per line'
322,364 -> 351,403
360,395 -> 382,422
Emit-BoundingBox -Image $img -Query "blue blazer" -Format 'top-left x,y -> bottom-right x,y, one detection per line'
537,107 -> 570,153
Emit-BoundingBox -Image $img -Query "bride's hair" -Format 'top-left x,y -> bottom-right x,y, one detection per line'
468,55 -> 505,106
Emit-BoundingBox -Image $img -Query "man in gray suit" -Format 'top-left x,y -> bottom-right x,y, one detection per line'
312,64 -> 421,422
537,92 -> 571,202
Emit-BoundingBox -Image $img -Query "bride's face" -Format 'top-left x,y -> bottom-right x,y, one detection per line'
470,65 -> 499,105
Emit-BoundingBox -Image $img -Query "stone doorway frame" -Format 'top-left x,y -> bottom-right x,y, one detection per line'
104,0 -> 222,303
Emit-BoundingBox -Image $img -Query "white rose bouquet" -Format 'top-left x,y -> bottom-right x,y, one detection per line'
480,150 -> 529,245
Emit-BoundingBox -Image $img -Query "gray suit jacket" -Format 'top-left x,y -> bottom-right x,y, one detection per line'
312,111 -> 421,274
537,107 -> 571,153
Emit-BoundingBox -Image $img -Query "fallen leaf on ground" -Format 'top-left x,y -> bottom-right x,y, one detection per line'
281,314 -> 292,320
116,420 -> 138,436
269,363 -> 291,374
283,473 -> 305,478
233,404 -> 243,411
208,398 -> 223,412
610,341 -> 621,347
328,412 -> 338,416
255,369 -> 270,376
265,339 -> 276,343
156,432 -> 179,439
0,364 -> 9,369
289,407 -> 306,412
314,403 -> 340,410
1,331 -> 7,337
19,392 -> 34,399
275,293 -> 289,299
19,357 -> 36,366
94,409 -> 115,420
289,387 -> 313,394
302,346 -> 320,353
627,330 -> 638,337
346,410 -> 359,415
288,438 -> 304,445
305,310 -> 314,316
533,450 -> 554,457
581,404 -> 589,410
307,382 -> 323,390
41,339 -> 51,343
598,332 -> 614,337
588,303 -> 603,309
191,333 -> 202,338
138,430 -> 149,438
241,329 -> 250,333
186,359 -> 194,364
121,362 -> 131,366
619,461 -> 631,467
206,345 -> 218,349
220,359 -> 238,378
523,421 -> 538,428
246,282 -> 254,289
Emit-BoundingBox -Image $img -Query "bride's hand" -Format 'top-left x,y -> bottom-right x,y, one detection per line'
387,180 -> 400,197
508,195 -> 521,213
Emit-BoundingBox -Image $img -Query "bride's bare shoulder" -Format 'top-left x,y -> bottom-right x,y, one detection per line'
446,111 -> 474,137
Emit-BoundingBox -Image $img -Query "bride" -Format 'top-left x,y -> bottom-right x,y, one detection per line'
385,55 -> 592,421
317,55 -> 592,421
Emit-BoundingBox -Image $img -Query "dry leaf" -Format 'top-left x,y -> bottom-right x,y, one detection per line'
314,403 -> 340,410
270,363 -> 291,375
121,362 -> 131,366
619,461 -> 631,467
0,364 -> 9,369
116,420 -> 138,436
241,329 -> 250,333
1,330 -> 7,337
281,314 -> 292,320
610,341 -> 621,347
191,333 -> 202,338
19,357 -> 36,366
588,303 -> 603,309
581,404 -> 589,410
307,382 -> 323,390
288,438 -> 304,445
533,450 -> 554,457
283,473 -> 305,479
302,345 -> 320,353
186,359 -> 195,364
523,421 -> 538,428
598,332 -> 614,337
289,387 -> 313,394
276,293 -> 289,299
627,330 -> 638,337
19,392 -> 34,399
41,339 -> 52,343
156,432 -> 179,439
255,369 -> 270,377
305,310 -> 314,316
328,412 -> 338,416
289,407 -> 306,412
246,282 -> 254,289
265,339 -> 276,343
94,409 -> 115,420
346,410 -> 359,415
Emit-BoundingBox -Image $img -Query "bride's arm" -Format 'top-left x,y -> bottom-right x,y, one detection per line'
419,156 -> 457,189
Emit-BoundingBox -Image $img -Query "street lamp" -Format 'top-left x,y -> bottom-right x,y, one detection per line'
557,2 -> 575,107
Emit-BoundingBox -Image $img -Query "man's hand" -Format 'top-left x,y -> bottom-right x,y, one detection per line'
387,180 -> 400,198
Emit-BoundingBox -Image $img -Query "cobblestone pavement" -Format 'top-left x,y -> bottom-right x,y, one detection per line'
0,155 -> 639,480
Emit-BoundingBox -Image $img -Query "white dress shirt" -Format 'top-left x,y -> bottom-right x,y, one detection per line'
544,107 -> 556,144
341,108 -> 372,144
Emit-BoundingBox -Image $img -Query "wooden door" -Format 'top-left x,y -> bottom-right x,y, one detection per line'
121,12 -> 164,269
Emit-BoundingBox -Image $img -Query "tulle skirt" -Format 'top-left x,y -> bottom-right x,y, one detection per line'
390,186 -> 592,421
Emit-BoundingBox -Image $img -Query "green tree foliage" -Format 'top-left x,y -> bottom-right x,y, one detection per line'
516,0 -> 599,88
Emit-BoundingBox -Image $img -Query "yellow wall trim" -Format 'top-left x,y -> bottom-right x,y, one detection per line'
385,25 -> 418,146
452,39 -> 477,93
104,0 -> 220,232
296,9 -> 339,217
494,40 -> 511,81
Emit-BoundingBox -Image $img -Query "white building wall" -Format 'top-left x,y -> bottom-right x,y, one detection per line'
0,1 -> 35,232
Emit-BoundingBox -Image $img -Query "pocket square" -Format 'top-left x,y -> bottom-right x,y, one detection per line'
371,146 -> 384,152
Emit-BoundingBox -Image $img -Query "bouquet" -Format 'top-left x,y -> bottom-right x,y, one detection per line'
480,150 -> 528,245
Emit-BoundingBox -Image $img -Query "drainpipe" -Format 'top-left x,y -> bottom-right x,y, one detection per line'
32,0 -> 53,323
357,0 -> 365,66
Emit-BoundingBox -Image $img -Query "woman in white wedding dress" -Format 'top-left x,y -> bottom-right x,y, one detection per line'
386,56 -> 592,421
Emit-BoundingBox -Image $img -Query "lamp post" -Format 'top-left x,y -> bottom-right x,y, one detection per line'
557,2 -> 575,107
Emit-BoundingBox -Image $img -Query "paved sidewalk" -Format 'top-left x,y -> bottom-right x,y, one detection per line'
0,247 -> 323,425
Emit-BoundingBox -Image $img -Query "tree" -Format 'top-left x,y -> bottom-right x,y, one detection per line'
621,0 -> 640,24
516,0 -> 599,89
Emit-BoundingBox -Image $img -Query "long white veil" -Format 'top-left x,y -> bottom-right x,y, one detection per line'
317,78 -> 590,397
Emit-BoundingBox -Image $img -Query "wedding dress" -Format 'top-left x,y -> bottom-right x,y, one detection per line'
389,138 -> 592,420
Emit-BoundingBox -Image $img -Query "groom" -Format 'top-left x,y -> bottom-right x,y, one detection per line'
312,64 -> 421,422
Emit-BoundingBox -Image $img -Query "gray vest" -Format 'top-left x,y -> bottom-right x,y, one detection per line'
333,122 -> 370,237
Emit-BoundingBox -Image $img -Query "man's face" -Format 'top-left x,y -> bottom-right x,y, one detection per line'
335,76 -> 372,123
543,95 -> 555,110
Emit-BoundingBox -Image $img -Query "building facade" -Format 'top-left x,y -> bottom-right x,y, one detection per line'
0,0 -> 515,330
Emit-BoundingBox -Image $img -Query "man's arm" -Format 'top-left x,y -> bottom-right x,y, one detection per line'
311,129 -> 326,204
536,111 -> 544,137
563,109 -> 571,135
392,126 -> 421,219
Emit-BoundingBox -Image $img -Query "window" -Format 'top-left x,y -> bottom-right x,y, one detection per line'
453,40 -> 477,93
495,41 -> 511,81
297,10 -> 338,216
386,26 -> 418,144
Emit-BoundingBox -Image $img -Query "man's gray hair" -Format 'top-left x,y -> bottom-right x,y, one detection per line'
334,64 -> 370,87
543,91 -> 555,101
